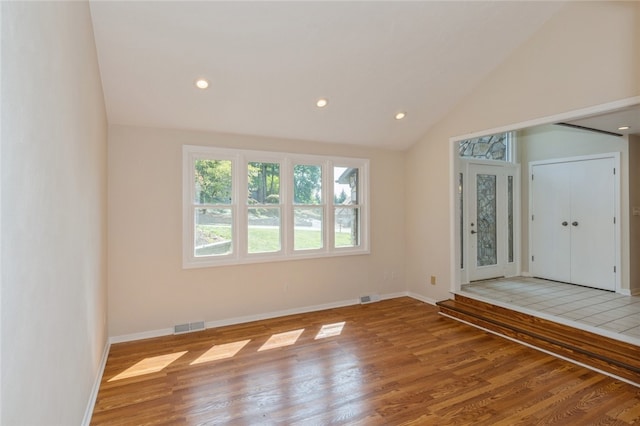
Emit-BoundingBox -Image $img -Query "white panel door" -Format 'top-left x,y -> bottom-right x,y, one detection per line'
530,163 -> 571,283
569,158 -> 615,290
530,157 -> 616,291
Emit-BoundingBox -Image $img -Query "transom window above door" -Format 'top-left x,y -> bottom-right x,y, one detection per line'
458,132 -> 514,162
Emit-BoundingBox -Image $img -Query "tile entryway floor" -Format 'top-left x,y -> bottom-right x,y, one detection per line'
461,277 -> 640,344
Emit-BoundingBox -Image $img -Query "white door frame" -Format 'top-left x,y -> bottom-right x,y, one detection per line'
449,97 -> 640,295
528,152 -> 621,292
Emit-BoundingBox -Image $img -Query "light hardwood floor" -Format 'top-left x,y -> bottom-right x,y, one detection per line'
91,297 -> 640,425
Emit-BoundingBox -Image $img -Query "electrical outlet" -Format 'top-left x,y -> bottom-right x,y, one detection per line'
430,275 -> 437,285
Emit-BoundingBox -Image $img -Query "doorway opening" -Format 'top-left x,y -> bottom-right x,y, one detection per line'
450,98 -> 638,297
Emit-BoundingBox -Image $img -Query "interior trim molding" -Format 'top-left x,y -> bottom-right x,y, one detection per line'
449,96 -> 640,294
110,292 -> 426,344
407,292 -> 437,305
382,291 -> 412,301
201,298 -> 361,334
82,339 -> 111,426
109,326 -> 175,345
452,96 -> 640,144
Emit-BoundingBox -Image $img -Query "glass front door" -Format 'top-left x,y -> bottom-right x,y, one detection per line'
465,162 -> 518,282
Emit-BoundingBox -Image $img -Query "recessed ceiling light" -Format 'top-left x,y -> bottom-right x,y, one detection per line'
618,126 -> 630,130
316,98 -> 328,108
195,78 -> 209,90
395,112 -> 406,120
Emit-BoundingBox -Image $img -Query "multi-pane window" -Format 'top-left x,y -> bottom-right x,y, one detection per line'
193,159 -> 234,257
293,164 -> 323,251
183,146 -> 369,268
334,167 -> 359,248
247,162 -> 281,254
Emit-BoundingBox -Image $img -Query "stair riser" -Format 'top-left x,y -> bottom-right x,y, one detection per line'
439,307 -> 640,385
452,294 -> 640,355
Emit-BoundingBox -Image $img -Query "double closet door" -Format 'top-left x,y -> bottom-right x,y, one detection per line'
530,155 -> 617,291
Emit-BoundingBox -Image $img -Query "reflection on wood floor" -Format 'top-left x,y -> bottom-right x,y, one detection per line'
462,277 -> 640,344
91,297 -> 640,425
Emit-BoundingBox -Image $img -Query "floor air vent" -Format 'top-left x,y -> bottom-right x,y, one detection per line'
174,321 -> 205,334
360,294 -> 380,304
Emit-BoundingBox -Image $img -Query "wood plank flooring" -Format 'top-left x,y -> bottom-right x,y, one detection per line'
438,294 -> 640,385
91,297 -> 640,425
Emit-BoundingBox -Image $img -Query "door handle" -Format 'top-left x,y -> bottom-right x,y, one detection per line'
561,221 -> 568,226
470,230 -> 477,234
572,221 -> 579,226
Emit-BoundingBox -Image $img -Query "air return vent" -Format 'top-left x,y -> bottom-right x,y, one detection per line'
174,321 -> 205,334
360,294 -> 380,304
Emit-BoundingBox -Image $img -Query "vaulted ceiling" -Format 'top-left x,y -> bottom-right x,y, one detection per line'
89,1 -> 568,150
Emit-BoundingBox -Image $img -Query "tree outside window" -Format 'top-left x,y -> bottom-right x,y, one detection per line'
183,145 -> 369,268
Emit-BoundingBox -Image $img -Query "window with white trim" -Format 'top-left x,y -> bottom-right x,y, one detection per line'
183,145 -> 369,268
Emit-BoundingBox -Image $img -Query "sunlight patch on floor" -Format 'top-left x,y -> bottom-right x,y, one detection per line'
258,329 -> 304,351
108,351 -> 188,381
190,339 -> 251,365
108,323 -> 347,381
315,322 -> 345,339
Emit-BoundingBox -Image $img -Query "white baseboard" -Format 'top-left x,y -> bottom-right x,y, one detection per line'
613,287 -> 640,296
204,292 -> 436,333
380,291 -> 409,301
110,297 -> 367,344
202,297 -> 360,332
407,291 -> 438,305
82,339 -> 111,426
110,326 -> 175,344
109,291 -> 440,344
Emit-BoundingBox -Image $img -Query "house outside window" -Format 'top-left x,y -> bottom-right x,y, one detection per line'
334,167 -> 359,248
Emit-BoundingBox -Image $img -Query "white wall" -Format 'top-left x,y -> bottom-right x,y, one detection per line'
1,2 -> 108,425
108,125 -> 406,338
405,1 -> 640,301
518,124 -> 630,290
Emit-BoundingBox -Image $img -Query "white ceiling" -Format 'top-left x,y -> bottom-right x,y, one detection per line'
89,1 -> 568,150
564,105 -> 640,137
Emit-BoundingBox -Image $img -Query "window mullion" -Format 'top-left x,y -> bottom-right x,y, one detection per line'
325,160 -> 333,252
236,156 -> 246,259
282,159 -> 293,256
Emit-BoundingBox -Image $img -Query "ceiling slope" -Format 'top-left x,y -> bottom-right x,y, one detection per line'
90,1 -> 566,149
